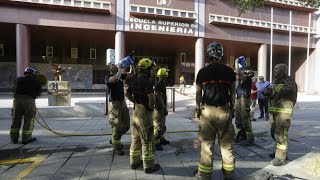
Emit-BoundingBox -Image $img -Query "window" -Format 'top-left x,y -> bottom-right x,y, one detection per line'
71,48 -> 78,59
90,48 -> 96,59
46,46 -> 53,58
0,44 -> 4,56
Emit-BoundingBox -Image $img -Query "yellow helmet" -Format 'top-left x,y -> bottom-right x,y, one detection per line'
138,58 -> 155,69
157,68 -> 169,77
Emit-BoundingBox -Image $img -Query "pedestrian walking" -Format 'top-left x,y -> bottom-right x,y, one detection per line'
179,75 -> 186,95
194,42 -> 236,180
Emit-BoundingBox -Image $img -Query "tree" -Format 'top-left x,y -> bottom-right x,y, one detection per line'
230,0 -> 320,14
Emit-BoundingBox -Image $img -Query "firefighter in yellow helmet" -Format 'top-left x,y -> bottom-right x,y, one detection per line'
105,63 -> 135,155
10,67 -> 44,144
264,64 -> 297,166
126,58 -> 160,173
194,42 -> 236,180
153,68 -> 170,151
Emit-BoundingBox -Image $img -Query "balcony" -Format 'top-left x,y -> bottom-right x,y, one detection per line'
7,0 -> 111,14
266,0 -> 317,12
130,4 -> 196,22
209,14 -> 316,35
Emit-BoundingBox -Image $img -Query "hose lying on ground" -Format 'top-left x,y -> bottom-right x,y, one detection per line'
35,109 -> 198,137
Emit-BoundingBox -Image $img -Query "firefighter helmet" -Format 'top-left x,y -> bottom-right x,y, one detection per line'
157,68 -> 169,78
206,42 -> 224,61
24,67 -> 39,76
138,58 -> 155,69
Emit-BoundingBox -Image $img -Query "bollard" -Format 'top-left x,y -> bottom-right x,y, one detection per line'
172,87 -> 175,112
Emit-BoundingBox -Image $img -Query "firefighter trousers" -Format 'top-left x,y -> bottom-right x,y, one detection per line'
10,95 -> 36,142
235,97 -> 254,143
153,108 -> 166,145
108,100 -> 130,150
270,113 -> 292,160
198,105 -> 235,180
130,104 -> 155,169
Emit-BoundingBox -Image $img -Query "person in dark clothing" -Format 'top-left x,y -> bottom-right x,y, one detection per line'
194,42 -> 236,180
126,58 -> 161,174
234,58 -> 254,146
10,67 -> 43,144
105,63 -> 135,155
153,68 -> 170,151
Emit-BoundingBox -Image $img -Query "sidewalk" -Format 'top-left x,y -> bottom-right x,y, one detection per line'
0,89 -> 319,179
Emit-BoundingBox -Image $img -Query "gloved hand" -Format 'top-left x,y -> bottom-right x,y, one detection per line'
195,108 -> 201,119
270,127 -> 276,141
163,108 -> 168,116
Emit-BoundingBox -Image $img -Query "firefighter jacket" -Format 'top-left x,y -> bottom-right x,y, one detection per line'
269,75 -> 297,115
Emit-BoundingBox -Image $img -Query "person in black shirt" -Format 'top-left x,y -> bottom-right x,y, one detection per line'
105,63 -> 135,155
194,42 -> 236,180
10,67 -> 43,144
234,57 -> 255,146
153,68 -> 170,151
126,58 -> 160,174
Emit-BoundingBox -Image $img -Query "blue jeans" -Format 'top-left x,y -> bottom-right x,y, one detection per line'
258,99 -> 269,119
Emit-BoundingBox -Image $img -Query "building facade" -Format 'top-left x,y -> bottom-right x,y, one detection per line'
0,0 -> 319,93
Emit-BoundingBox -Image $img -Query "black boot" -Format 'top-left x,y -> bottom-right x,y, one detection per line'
11,139 -> 18,144
160,138 -> 170,145
113,149 -> 124,156
109,140 -> 123,149
155,143 -> 163,151
131,160 -> 143,169
22,138 -> 37,144
144,164 -> 160,174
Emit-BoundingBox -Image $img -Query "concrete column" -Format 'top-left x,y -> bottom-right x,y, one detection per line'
258,44 -> 267,80
115,31 -> 125,64
195,38 -> 204,82
16,24 -> 30,77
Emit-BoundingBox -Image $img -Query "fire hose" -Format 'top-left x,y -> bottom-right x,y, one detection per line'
35,109 -> 198,137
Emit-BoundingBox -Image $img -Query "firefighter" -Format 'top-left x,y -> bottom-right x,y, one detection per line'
10,67 -> 43,144
153,68 -> 170,151
194,42 -> 236,180
105,63 -> 135,155
126,58 -> 160,173
264,64 -> 297,166
234,56 -> 254,146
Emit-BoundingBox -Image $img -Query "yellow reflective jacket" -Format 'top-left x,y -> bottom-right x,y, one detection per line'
269,75 -> 297,115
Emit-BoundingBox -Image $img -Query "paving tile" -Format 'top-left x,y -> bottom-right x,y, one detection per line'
136,168 -> 164,180
23,175 -> 53,180
161,163 -> 194,180
84,155 -> 112,172
108,168 -> 136,180
27,156 -> 68,176
58,156 -> 91,173
110,155 -> 131,170
80,170 -> 109,180
51,171 -> 82,180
